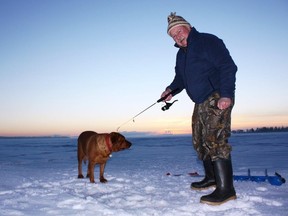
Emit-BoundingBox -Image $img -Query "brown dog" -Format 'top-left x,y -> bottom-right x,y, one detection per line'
77,131 -> 132,183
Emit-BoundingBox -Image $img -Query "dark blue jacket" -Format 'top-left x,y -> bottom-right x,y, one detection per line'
168,27 -> 237,104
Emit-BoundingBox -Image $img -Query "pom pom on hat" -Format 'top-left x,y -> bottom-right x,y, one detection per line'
167,12 -> 191,34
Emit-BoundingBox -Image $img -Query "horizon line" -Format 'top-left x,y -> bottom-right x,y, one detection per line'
1,126 -> 288,138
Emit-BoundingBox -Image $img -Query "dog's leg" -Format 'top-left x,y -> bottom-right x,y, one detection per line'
86,158 -> 90,178
99,163 -> 108,183
88,160 -> 96,183
82,157 -> 90,178
77,142 -> 84,179
86,171 -> 90,178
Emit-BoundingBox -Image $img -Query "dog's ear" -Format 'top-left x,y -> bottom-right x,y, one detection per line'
110,132 -> 120,144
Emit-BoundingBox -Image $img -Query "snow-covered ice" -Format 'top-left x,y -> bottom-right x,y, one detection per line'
0,132 -> 287,216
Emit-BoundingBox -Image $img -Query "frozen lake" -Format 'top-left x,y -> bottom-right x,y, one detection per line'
0,132 -> 287,215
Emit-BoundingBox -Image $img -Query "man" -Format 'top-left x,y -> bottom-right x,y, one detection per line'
161,12 -> 237,205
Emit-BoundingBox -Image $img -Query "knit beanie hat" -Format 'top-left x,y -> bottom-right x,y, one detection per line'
167,12 -> 191,34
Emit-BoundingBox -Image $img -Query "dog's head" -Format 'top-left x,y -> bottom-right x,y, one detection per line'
110,132 -> 132,152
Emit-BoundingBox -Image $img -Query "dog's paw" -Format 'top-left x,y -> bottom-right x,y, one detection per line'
100,178 -> 108,183
78,174 -> 84,179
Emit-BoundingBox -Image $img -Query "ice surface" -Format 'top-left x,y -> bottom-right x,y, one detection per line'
0,133 -> 287,215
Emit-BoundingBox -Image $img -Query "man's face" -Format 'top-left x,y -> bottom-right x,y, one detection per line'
169,25 -> 190,47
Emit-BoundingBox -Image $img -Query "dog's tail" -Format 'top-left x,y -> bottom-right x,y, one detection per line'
83,156 -> 88,164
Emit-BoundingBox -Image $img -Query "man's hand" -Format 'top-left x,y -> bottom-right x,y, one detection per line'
217,97 -> 232,110
161,88 -> 173,102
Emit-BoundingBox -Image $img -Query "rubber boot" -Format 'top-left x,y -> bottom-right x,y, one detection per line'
200,158 -> 236,205
191,159 -> 216,190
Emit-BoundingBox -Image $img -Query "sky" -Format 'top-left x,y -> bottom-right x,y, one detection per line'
1,0 -> 288,136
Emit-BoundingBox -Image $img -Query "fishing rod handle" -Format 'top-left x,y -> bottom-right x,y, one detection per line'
157,88 -> 179,103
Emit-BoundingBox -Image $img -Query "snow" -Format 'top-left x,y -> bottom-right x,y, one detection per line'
0,133 -> 287,216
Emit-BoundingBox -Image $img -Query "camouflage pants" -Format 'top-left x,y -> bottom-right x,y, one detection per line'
192,92 -> 234,161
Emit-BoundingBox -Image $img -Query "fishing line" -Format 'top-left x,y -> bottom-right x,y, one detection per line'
116,88 -> 179,131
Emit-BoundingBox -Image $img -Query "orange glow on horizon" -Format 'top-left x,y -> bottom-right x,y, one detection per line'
1,113 -> 288,137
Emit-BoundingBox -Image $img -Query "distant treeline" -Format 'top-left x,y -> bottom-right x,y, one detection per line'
232,126 -> 288,133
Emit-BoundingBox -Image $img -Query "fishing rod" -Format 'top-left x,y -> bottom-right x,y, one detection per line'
116,88 -> 179,131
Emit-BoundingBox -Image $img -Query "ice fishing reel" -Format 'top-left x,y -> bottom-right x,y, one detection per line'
161,100 -> 178,111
